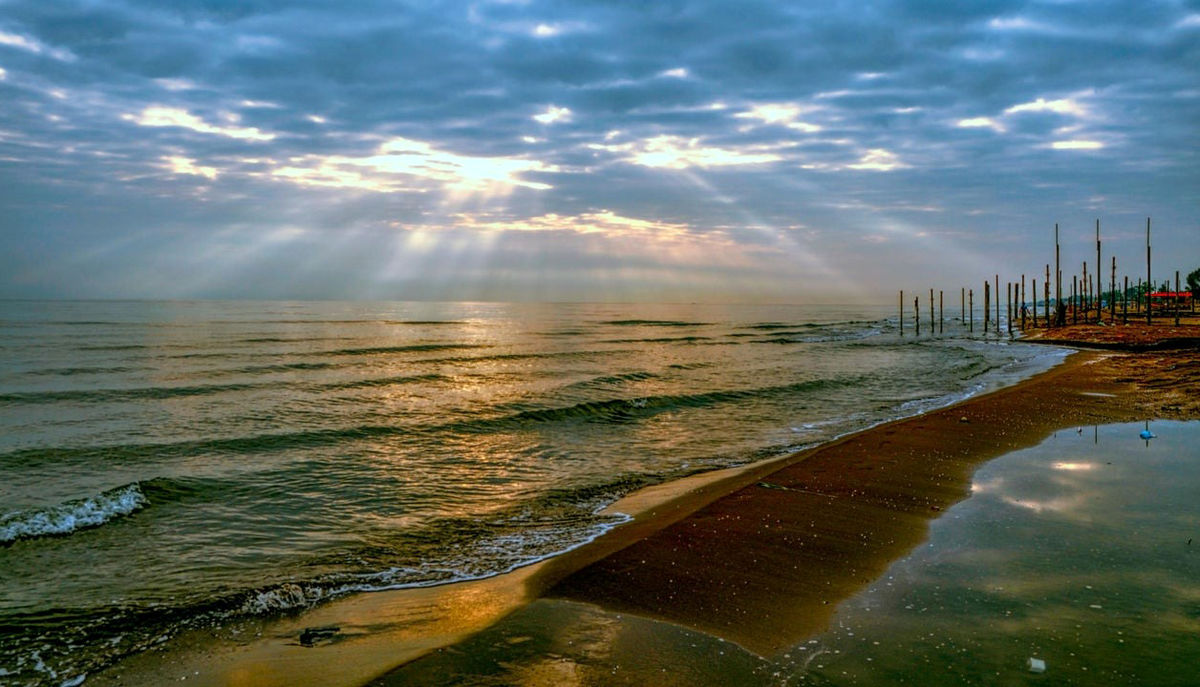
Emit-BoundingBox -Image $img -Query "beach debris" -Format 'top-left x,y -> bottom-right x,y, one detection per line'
959,416 -> 969,423
298,625 -> 340,647
1027,657 -> 1046,674
1139,429 -> 1156,440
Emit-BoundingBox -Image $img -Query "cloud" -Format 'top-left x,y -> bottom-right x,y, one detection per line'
1048,140 -> 1104,150
269,137 -> 558,192
0,29 -> 74,61
846,148 -> 908,171
735,103 -> 823,133
1003,97 -> 1089,118
124,106 -> 276,141
957,117 -> 1006,132
590,134 -> 783,170
532,105 -> 572,124
164,155 -> 218,179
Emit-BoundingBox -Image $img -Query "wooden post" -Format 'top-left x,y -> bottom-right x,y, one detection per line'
1110,256 -> 1116,324
899,290 -> 904,336
1082,261 -> 1089,317
961,287 -> 965,324
1146,217 -> 1152,325
1021,274 -> 1026,329
969,289 -> 974,333
1055,223 -> 1062,325
1095,219 -> 1101,323
915,296 -> 920,336
1044,264 -> 1050,327
1072,275 -> 1078,324
995,275 -> 1000,334
984,281 -> 990,334
1177,271 -> 1182,326
1123,275 -> 1129,324
939,290 -> 944,334
1007,282 -> 1013,335
929,288 -> 935,335
1032,279 -> 1037,329
1044,278 -> 1050,329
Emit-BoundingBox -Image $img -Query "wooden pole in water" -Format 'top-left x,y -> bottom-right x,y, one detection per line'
1021,274 -> 1026,330
929,288 -> 935,335
1095,219 -> 1102,323
969,289 -> 974,333
939,290 -> 944,334
1032,278 -> 1037,329
899,290 -> 904,336
984,281 -> 990,334
1146,217 -> 1152,325
995,275 -> 1000,334
961,287 -> 965,324
915,296 -> 920,336
1007,282 -> 1013,335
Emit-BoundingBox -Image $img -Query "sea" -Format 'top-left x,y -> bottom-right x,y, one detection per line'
0,300 -> 1067,686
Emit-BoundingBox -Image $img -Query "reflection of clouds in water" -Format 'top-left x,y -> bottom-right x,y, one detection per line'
795,422 -> 1200,685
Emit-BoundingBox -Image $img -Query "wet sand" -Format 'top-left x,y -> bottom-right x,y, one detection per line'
93,331 -> 1200,686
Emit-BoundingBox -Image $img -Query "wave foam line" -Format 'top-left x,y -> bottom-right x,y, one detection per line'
1,484 -> 147,544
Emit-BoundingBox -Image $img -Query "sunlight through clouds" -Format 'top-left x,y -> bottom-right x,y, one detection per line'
125,106 -> 276,141
735,103 -> 823,133
957,117 -> 1006,133
1004,97 -> 1089,117
591,135 -> 782,169
164,155 -> 218,179
533,105 -> 572,124
270,137 -> 557,192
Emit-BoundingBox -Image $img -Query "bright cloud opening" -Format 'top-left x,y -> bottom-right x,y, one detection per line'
533,105 -> 572,124
270,137 -> 556,192
847,148 -> 908,171
0,30 -> 74,61
1049,140 -> 1104,150
659,68 -> 689,79
957,117 -> 1006,133
164,156 -> 218,180
736,103 -> 823,132
593,135 -> 782,170
1004,97 -> 1088,118
125,106 -> 276,141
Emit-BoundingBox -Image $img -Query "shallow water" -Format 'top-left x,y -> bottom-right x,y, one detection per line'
795,420 -> 1200,686
0,300 -> 1060,685
378,421 -> 1200,687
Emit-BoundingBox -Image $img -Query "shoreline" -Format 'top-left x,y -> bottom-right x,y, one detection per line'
91,336 -> 1200,686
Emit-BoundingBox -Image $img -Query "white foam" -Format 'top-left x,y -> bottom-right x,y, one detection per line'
0,484 -> 147,544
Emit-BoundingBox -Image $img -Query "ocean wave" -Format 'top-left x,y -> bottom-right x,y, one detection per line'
1,484 -> 147,544
599,319 -> 709,327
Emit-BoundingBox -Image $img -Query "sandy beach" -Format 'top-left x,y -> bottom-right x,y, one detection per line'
91,326 -> 1200,686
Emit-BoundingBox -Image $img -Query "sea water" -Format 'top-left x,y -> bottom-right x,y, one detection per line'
0,300 -> 1064,685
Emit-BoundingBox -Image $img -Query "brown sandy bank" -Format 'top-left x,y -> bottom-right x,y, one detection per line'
93,345 -> 1200,685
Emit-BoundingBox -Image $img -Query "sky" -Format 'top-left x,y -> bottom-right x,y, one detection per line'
0,0 -> 1197,303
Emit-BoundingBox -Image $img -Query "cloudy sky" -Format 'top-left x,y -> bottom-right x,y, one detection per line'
1,0 -> 1196,302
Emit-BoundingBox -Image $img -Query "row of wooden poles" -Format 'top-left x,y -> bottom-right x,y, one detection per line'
898,217 -> 1194,337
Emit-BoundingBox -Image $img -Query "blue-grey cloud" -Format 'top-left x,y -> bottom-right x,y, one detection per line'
1,0 -> 1197,301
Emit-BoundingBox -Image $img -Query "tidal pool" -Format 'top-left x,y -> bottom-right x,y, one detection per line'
795,420 -> 1200,686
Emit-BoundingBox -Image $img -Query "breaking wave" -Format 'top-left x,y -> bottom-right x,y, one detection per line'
1,484 -> 147,544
